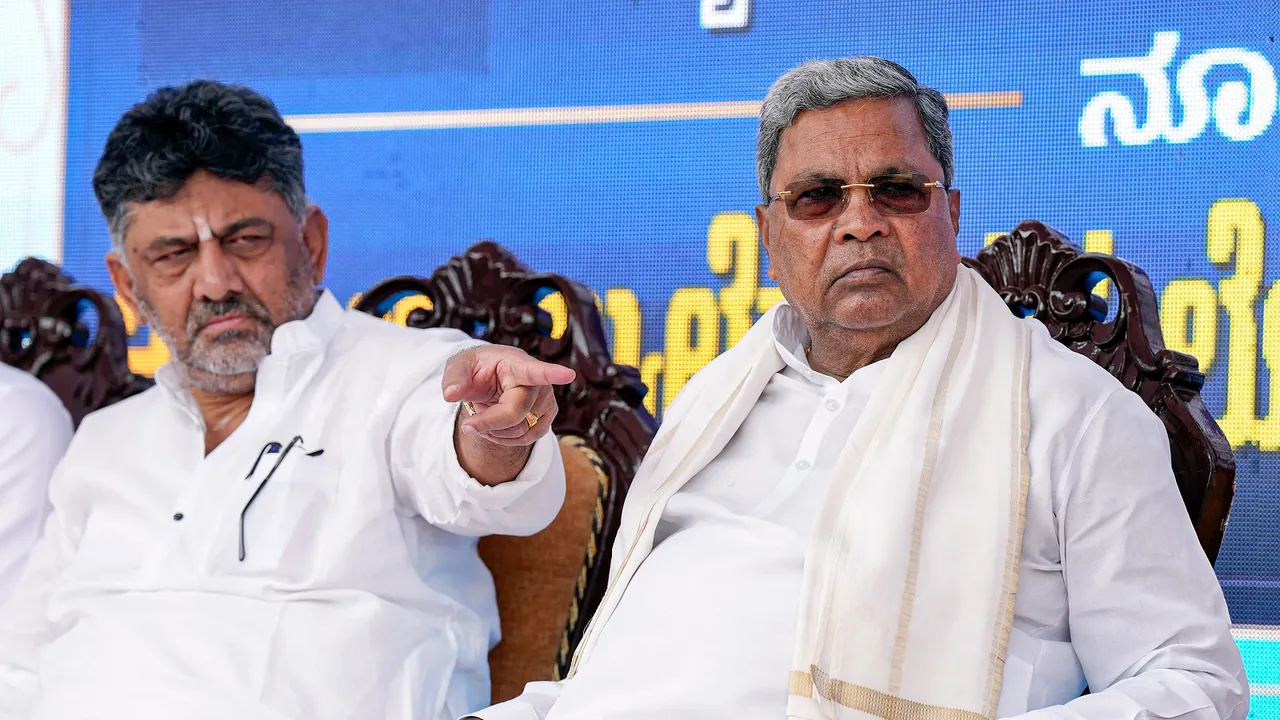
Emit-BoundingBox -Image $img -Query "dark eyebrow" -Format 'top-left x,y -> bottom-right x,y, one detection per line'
215,217 -> 276,239
871,166 -> 914,178
139,216 -> 276,257
787,169 -> 847,185
143,236 -> 196,256
787,166 -> 921,186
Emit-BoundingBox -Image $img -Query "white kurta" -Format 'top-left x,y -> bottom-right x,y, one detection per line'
474,304 -> 1247,720
0,363 -> 72,605
0,290 -> 566,720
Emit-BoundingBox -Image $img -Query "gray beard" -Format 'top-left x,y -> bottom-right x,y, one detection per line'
138,258 -> 318,395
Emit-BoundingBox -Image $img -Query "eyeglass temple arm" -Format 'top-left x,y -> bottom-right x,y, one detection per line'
244,442 -> 280,480
238,436 -> 304,562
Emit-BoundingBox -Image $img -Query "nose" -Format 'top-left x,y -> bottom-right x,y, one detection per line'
191,239 -> 245,301
831,186 -> 891,243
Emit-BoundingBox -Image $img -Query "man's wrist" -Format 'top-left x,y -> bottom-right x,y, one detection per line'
453,409 -> 535,486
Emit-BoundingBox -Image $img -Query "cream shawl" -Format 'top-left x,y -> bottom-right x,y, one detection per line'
571,266 -> 1033,720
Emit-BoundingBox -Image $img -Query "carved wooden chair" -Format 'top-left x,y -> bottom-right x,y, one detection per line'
965,220 -> 1235,562
354,242 -> 657,703
0,258 -> 151,427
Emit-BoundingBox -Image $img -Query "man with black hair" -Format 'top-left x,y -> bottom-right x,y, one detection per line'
0,80 -> 570,720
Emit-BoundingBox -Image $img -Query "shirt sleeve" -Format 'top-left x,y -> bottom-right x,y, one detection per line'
1007,389 -> 1249,720
0,448 -> 77,717
387,348 -> 566,538
461,679 -> 566,720
0,380 -> 72,603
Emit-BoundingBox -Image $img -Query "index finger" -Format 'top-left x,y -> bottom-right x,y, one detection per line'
503,356 -> 576,388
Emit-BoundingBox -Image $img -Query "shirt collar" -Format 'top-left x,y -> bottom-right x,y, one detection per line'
268,289 -> 345,357
771,303 -> 832,387
770,302 -> 887,388
152,360 -> 190,402
153,288 -> 346,403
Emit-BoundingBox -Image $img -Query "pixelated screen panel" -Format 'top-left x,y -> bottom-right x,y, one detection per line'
2,0 -> 1277,710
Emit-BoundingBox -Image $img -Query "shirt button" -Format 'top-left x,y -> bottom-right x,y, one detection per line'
795,460 -> 811,471
173,512 -> 184,522
824,399 -> 840,412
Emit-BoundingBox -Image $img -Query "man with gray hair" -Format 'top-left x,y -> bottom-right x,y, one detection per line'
471,57 -> 1246,720
0,80 -> 574,720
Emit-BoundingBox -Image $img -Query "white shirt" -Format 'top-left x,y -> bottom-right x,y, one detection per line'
476,305 -> 1247,720
0,364 -> 72,605
0,290 -> 566,720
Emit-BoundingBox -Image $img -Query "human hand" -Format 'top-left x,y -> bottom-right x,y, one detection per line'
442,345 -> 576,448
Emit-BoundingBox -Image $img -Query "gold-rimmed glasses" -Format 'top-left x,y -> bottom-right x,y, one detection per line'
769,173 -> 947,220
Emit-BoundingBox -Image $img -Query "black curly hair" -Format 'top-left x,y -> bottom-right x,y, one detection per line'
93,79 -> 307,246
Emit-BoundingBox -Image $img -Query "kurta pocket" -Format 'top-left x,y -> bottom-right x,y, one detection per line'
214,454 -> 340,585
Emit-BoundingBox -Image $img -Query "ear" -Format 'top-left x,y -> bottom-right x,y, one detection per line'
302,205 -> 330,284
755,204 -> 776,281
948,189 -> 961,235
106,251 -> 143,320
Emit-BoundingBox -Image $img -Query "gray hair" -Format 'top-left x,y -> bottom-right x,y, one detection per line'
93,79 -> 307,249
756,57 -> 954,201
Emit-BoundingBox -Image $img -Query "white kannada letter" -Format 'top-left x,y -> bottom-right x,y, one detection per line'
1078,32 -> 1180,147
1175,46 -> 1277,143
700,0 -> 750,30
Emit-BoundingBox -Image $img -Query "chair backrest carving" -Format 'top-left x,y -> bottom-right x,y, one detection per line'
963,220 -> 1235,562
355,241 -> 658,675
0,258 -> 152,426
